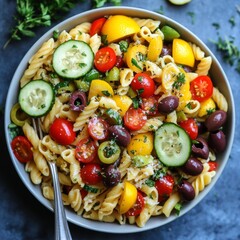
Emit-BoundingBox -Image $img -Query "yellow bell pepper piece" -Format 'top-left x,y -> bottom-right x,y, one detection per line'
112,95 -> 132,117
147,35 -> 163,62
88,79 -> 114,100
124,44 -> 147,73
198,98 -> 216,117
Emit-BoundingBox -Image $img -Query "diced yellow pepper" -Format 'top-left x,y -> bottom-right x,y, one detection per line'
88,79 -> 114,100
124,44 -> 147,73
198,98 -> 216,117
112,95 -> 132,117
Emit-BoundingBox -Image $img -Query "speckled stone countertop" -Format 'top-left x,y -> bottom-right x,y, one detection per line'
0,1 -> 239,239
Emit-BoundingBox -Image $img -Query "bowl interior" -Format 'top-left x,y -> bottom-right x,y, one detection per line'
4,6 -> 235,233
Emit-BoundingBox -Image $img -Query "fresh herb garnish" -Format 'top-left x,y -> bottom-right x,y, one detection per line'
172,73 -> 185,90
119,40 -> 128,52
131,58 -> 143,70
4,0 -> 122,47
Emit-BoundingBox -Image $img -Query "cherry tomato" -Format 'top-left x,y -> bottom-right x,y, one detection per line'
75,138 -> 98,163
94,47 -> 117,72
155,175 -> 175,202
11,136 -> 33,163
140,96 -> 159,115
208,161 -> 218,172
179,118 -> 198,140
49,118 -> 76,145
124,107 -> 147,131
125,191 -> 145,217
89,17 -> 107,36
131,73 -> 155,98
190,76 -> 213,102
80,189 -> 88,199
80,163 -> 102,185
88,117 -> 109,141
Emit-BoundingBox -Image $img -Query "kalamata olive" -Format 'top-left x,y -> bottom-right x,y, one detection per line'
108,125 -> 131,147
160,44 -> 172,57
182,65 -> 194,73
158,96 -> 179,114
178,180 -> 195,201
69,90 -> 87,111
209,130 -> 226,153
197,122 -> 207,135
102,165 -> 121,187
192,137 -> 209,159
182,157 -> 204,176
204,110 -> 227,132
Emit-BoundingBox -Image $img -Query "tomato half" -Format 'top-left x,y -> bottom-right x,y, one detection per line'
179,118 -> 198,140
88,117 -> 109,141
11,136 -> 33,163
190,76 -> 213,102
125,191 -> 145,217
140,96 -> 159,115
131,73 -> 155,98
208,161 -> 218,172
155,175 -> 175,202
124,107 -> 147,131
75,138 -> 98,163
49,118 -> 76,145
80,163 -> 102,185
89,17 -> 107,36
94,47 -> 117,72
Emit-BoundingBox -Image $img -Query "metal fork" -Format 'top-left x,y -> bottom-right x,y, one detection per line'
33,118 -> 72,240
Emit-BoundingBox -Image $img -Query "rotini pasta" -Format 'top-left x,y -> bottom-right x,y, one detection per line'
9,14 -> 229,229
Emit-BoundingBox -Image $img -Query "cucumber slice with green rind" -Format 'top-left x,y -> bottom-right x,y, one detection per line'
154,123 -> 191,167
53,40 -> 94,79
19,80 -> 55,117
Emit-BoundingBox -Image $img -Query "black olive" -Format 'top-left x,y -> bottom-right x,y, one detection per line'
102,165 -> 121,187
182,157 -> 204,176
205,110 -> 227,132
69,90 -> 87,111
178,180 -> 195,201
192,137 -> 209,159
209,130 -> 226,153
158,96 -> 179,114
108,125 -> 131,147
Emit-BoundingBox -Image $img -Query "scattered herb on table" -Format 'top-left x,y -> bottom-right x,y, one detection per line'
211,36 -> 240,74
187,11 -> 195,24
4,0 -> 122,48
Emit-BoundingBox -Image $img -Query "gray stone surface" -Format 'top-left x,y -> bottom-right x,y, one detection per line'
0,0 -> 239,239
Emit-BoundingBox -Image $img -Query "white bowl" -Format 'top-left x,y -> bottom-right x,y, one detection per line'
4,6 -> 235,233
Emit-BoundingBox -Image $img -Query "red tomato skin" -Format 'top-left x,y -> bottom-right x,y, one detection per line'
80,163 -> 102,185
94,47 -> 117,72
131,73 -> 155,98
190,76 -> 213,102
89,17 -> 106,36
88,117 -> 109,141
124,107 -> 147,131
179,118 -> 198,140
155,175 -> 175,202
125,191 -> 145,217
11,136 -> 33,163
115,55 -> 125,68
75,138 -> 98,163
49,118 -> 76,145
140,96 -> 159,115
208,161 -> 218,172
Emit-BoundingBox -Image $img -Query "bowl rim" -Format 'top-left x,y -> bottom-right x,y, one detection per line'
4,6 -> 236,234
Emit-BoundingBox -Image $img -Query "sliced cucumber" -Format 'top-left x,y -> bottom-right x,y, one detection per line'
53,40 -> 94,79
19,80 -> 55,117
154,123 -> 191,167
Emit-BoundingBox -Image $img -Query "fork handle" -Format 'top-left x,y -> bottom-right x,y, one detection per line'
49,162 -> 72,240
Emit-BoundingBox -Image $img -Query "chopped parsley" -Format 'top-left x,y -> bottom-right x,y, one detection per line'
131,58 -> 143,70
172,73 -> 185,90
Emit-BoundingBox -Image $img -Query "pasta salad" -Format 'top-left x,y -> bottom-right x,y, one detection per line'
9,14 -> 228,228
